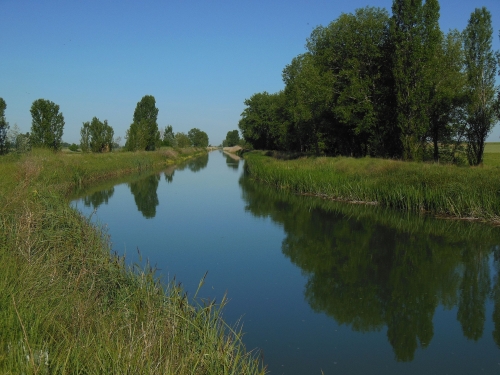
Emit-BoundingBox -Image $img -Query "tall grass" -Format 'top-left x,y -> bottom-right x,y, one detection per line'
244,152 -> 500,223
0,149 -> 265,374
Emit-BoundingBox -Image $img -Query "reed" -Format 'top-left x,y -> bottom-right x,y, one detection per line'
0,149 -> 265,374
243,151 -> 500,223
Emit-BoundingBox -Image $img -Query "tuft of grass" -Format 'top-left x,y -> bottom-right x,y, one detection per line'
244,151 -> 500,224
0,148 -> 265,374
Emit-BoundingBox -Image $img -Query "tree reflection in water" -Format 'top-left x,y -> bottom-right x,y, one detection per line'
164,166 -> 175,184
83,188 -> 115,210
128,174 -> 161,219
176,153 -> 209,173
239,173 -> 500,361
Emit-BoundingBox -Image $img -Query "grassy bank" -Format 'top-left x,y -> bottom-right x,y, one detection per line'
243,151 -> 500,224
0,148 -> 265,374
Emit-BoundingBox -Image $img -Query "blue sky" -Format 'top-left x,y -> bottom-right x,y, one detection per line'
2,0 -> 500,146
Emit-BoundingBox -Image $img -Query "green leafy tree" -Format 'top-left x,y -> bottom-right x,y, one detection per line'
162,125 -> 175,147
7,124 -> 31,153
125,95 -> 160,151
238,91 -> 288,151
68,143 -> 79,152
30,99 -> 65,150
463,7 -> 498,166
0,98 -> 9,155
304,7 -> 395,156
80,117 -> 114,153
187,128 -> 209,147
425,30 -> 467,162
282,54 -> 329,154
175,132 -> 191,148
390,0 -> 441,160
224,130 -> 240,147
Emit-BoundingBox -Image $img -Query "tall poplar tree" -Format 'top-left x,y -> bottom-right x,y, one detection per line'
390,0 -> 441,160
0,98 -> 9,155
125,95 -> 160,151
463,7 -> 498,166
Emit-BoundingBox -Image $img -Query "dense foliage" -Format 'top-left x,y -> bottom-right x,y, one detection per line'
80,117 -> 114,153
125,95 -> 161,151
223,130 -> 241,147
188,127 -> 209,147
30,98 -> 65,151
239,3 -> 500,164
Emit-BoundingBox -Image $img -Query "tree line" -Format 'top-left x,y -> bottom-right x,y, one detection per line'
238,3 -> 500,165
0,95 -> 209,154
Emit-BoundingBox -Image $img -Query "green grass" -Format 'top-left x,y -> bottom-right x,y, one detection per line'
484,142 -> 500,154
0,148 -> 265,375
243,151 -> 500,223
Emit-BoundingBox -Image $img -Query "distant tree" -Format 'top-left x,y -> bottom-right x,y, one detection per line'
80,117 -> 114,153
463,7 -> 498,166
7,124 -> 31,153
125,95 -> 160,151
162,125 -> 175,147
14,132 -> 31,153
30,99 -> 65,150
0,98 -> 9,155
68,143 -> 79,152
224,130 -> 240,147
188,128 -> 209,147
175,132 -> 191,148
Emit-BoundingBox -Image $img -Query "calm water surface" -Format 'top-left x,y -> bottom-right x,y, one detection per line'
72,151 -> 500,375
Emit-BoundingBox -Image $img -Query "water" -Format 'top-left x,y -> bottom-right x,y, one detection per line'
72,151 -> 500,374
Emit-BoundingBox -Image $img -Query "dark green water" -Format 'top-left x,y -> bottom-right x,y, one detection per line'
72,151 -> 500,374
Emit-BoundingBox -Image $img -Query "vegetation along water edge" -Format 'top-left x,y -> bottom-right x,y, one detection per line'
243,150 -> 500,225
0,148 -> 265,374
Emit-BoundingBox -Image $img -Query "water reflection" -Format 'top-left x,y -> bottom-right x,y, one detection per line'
128,174 -> 160,219
223,151 -> 240,170
176,153 -> 209,173
239,173 -> 500,361
164,166 -> 175,184
83,188 -> 115,210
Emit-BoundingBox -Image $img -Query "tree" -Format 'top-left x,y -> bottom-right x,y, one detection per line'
463,7 -> 498,166
6,124 -> 30,153
304,7 -> 395,156
187,128 -> 209,147
390,0 -> 442,160
426,30 -> 467,162
30,99 -> 65,150
224,130 -> 240,147
238,91 -> 288,151
125,95 -> 160,151
80,117 -> 114,153
162,125 -> 175,147
175,132 -> 191,148
0,98 -> 9,155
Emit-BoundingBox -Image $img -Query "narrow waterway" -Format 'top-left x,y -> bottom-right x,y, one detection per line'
72,151 -> 500,375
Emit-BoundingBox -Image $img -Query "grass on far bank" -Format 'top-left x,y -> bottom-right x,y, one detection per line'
0,148 -> 265,375
243,150 -> 500,224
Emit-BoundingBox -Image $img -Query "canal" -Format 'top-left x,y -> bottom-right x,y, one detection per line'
72,150 -> 500,374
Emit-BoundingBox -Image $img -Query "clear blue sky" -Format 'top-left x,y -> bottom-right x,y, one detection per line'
2,0 -> 500,146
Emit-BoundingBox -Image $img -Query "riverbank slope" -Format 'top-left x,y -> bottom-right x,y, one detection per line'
0,148 -> 264,374
243,151 -> 500,224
